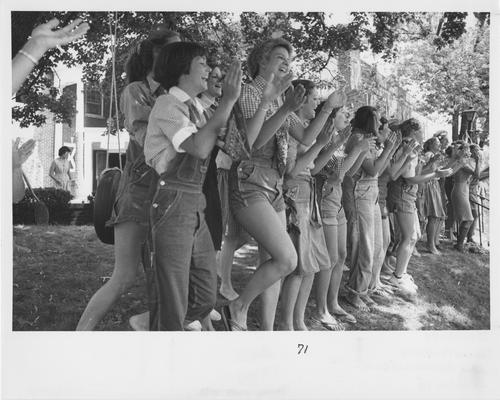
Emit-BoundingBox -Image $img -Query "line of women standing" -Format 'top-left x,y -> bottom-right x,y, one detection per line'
77,34 -> 470,332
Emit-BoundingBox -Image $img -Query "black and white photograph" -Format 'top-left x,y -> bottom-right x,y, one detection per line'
2,2 -> 499,399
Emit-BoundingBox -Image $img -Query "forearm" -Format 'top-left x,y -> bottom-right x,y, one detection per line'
253,106 -> 291,149
310,144 -> 338,175
185,99 -> 234,159
290,108 -> 331,146
392,159 -> 412,180
12,38 -> 48,95
473,159 -> 481,178
244,99 -> 273,148
364,147 -> 393,176
387,153 -> 409,180
287,142 -> 323,178
346,151 -> 368,177
12,167 -> 26,203
405,171 -> 438,184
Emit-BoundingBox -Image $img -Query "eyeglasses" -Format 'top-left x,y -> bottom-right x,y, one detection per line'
209,73 -> 225,82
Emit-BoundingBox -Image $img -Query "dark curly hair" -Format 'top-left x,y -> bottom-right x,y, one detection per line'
58,146 -> 71,157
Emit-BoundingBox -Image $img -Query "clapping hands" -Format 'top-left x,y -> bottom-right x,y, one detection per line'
221,60 -> 243,105
283,83 -> 306,112
262,72 -> 294,104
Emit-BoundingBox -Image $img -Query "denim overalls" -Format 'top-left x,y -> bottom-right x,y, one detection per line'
146,136 -> 217,331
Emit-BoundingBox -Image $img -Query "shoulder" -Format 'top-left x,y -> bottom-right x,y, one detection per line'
152,94 -> 187,115
121,81 -> 148,99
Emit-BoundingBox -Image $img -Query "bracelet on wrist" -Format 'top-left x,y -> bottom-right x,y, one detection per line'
257,103 -> 270,113
218,127 -> 228,138
18,49 -> 39,65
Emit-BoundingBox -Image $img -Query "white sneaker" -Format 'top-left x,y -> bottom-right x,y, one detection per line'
129,314 -> 149,331
402,273 -> 418,289
209,309 -> 221,321
389,274 -> 417,295
184,320 -> 202,331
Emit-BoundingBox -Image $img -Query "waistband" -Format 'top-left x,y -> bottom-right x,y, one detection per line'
156,175 -> 203,194
241,157 -> 279,170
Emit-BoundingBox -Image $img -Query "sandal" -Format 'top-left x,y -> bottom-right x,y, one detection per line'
331,311 -> 357,324
311,315 -> 345,331
221,305 -> 247,331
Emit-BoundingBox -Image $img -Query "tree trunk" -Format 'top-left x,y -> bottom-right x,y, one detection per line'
452,109 -> 460,141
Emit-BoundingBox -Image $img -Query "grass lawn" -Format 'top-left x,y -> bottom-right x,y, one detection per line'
11,225 -> 490,331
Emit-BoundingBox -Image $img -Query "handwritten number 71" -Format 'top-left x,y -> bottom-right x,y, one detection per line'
297,344 -> 308,354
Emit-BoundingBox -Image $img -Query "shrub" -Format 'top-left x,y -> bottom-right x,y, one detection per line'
13,188 -> 73,225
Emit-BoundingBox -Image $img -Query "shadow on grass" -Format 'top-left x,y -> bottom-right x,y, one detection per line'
12,226 -> 490,331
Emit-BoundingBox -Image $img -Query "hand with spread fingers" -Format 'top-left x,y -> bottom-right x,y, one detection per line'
358,136 -> 377,153
30,18 -> 90,53
384,131 -> 398,149
333,125 -> 352,148
13,18 -> 90,94
262,71 -> 294,104
316,124 -> 333,146
283,83 -> 306,112
13,138 -> 36,169
325,88 -> 347,109
221,60 -> 243,105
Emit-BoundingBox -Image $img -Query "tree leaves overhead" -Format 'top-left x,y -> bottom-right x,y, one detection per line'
12,11 -> 483,128
389,19 -> 489,130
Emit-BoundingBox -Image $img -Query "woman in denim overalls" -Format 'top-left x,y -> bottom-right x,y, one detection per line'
312,105 -> 374,327
342,106 -> 398,312
77,32 -> 180,330
143,42 -> 242,330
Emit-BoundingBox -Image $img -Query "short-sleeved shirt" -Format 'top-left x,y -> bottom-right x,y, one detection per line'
239,75 -> 302,163
120,75 -> 164,147
144,86 -> 206,175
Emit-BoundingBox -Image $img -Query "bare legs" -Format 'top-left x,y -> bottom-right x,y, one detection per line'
323,222 -> 353,320
228,203 -> 297,330
394,211 -> 416,277
455,220 -> 473,251
76,222 -> 145,330
217,231 -> 245,301
426,216 -> 441,254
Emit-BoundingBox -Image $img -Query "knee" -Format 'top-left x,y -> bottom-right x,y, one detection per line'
276,248 -> 298,276
337,249 -> 347,265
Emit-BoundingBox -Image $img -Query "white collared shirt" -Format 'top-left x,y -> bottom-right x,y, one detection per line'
144,86 -> 207,175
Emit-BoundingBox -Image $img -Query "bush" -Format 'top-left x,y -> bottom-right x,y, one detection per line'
13,187 -> 73,225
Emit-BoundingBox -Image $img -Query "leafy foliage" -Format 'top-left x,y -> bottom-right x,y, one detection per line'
389,18 -> 489,130
12,11 -> 478,128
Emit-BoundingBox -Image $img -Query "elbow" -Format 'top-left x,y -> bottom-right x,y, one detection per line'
190,146 -> 212,160
197,148 -> 212,160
